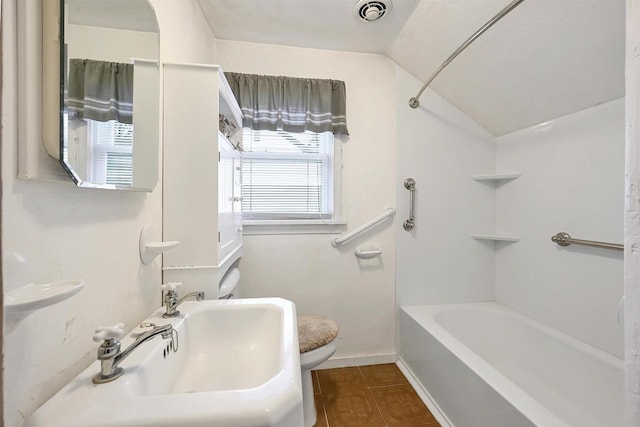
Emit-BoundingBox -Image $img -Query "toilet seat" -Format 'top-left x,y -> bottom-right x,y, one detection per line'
297,314 -> 339,353
297,314 -> 339,427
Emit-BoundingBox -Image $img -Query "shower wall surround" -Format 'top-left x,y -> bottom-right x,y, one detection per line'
495,99 -> 625,358
395,65 -> 497,308
395,65 -> 625,361
2,1 -> 215,426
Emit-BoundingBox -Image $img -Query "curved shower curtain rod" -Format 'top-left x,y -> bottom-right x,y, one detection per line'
408,0 -> 527,109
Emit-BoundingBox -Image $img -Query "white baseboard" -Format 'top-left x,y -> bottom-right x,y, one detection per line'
314,352 -> 396,370
396,357 -> 454,427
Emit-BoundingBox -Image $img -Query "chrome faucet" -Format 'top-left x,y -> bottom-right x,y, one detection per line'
162,282 -> 205,318
92,322 -> 174,384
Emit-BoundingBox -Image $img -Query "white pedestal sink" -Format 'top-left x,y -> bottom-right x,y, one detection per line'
25,298 -> 304,427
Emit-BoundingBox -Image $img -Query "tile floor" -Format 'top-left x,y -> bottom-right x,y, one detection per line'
311,364 -> 441,427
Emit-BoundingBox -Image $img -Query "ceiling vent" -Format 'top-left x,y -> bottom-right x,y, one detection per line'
354,0 -> 392,23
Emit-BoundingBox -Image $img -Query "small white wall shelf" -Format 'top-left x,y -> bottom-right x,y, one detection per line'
139,224 -> 180,265
471,234 -> 520,242
472,173 -> 521,181
5,280 -> 85,312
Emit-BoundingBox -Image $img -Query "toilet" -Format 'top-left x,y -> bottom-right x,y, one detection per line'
297,314 -> 339,427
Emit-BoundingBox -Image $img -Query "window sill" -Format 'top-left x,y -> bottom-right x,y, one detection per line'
242,219 -> 347,235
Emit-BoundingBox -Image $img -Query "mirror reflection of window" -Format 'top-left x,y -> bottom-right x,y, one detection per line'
64,57 -> 135,186
63,114 -> 134,187
60,0 -> 159,191
87,120 -> 134,186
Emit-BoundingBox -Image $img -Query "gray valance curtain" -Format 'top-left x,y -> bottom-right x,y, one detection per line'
67,59 -> 134,124
224,72 -> 349,135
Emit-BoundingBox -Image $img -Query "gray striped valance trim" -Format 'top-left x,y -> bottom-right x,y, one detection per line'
225,72 -> 349,135
67,59 -> 134,124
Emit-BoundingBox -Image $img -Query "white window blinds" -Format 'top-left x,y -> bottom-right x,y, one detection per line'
242,129 -> 334,220
87,120 -> 134,186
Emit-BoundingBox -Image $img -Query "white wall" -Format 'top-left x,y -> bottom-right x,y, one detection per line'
67,24 -> 158,63
149,0 -> 215,64
624,0 -> 640,424
495,99 -> 625,358
394,65 -> 497,309
214,40 -> 397,366
2,1 -> 214,426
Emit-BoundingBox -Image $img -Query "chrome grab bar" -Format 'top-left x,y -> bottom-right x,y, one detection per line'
551,232 -> 623,252
331,208 -> 396,247
403,178 -> 416,231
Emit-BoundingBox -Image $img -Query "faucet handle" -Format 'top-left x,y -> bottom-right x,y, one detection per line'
93,323 -> 125,342
161,282 -> 182,292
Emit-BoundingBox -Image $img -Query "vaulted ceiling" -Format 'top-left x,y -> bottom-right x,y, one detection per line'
198,0 -> 625,136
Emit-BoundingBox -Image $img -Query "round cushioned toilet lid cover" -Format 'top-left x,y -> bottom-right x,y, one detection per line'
297,314 -> 339,353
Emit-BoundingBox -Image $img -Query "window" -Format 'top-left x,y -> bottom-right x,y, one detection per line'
224,72 -> 348,232
87,120 -> 134,186
242,129 -> 337,221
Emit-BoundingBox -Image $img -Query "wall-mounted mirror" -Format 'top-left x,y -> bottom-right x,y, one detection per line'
59,0 -> 160,191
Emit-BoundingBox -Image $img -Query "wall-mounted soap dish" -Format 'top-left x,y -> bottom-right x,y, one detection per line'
354,246 -> 383,259
139,224 -> 180,264
5,280 -> 85,312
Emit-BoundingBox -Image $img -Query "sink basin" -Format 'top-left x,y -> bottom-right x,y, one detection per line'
139,301 -> 288,395
25,298 -> 304,427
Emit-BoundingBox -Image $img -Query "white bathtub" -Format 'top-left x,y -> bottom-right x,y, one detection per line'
398,302 -> 624,427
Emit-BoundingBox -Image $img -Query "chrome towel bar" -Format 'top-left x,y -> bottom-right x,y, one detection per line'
331,208 -> 396,247
551,232 -> 623,252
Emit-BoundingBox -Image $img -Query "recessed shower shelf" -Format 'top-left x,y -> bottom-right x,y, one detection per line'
471,234 -> 520,242
472,173 -> 521,181
471,173 -> 521,245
